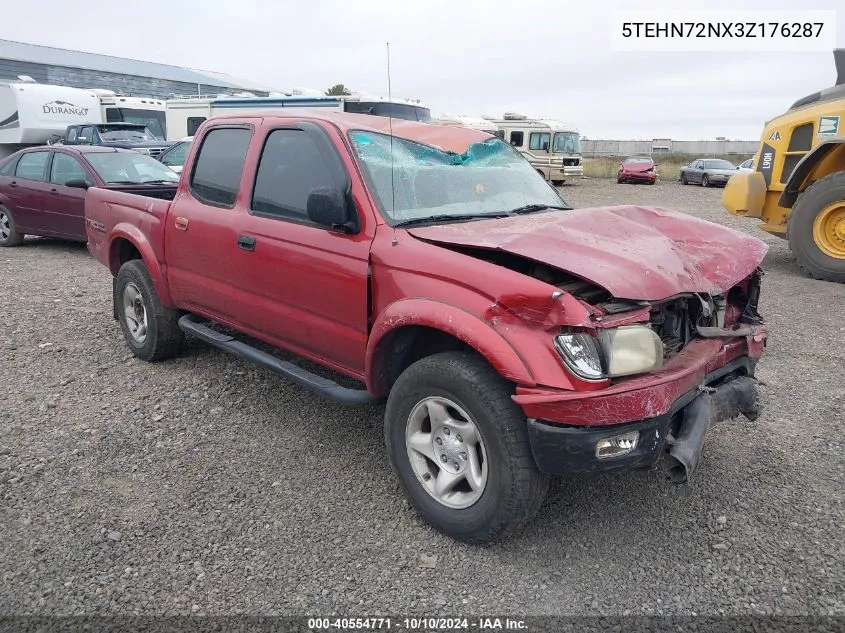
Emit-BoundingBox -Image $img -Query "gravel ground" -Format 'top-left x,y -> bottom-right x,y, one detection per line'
1,177 -> 843,617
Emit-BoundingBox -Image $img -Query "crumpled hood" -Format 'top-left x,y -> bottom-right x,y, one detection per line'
621,162 -> 654,173
407,205 -> 768,301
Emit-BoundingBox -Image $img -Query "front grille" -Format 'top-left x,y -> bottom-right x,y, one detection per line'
147,147 -> 167,158
650,296 -> 711,359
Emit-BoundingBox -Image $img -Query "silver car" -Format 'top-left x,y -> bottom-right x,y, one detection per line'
679,158 -> 738,187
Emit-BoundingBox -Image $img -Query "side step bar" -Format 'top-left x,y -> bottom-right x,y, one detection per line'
178,314 -> 376,405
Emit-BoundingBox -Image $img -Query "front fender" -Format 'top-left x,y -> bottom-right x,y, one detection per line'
780,139 -> 845,208
365,298 -> 536,394
107,223 -> 175,308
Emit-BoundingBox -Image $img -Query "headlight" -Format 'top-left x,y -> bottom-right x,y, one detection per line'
599,325 -> 663,377
134,147 -> 151,155
555,325 -> 664,380
553,333 -> 604,381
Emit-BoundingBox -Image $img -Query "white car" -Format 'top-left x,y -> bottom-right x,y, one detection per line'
737,158 -> 754,172
157,136 -> 193,174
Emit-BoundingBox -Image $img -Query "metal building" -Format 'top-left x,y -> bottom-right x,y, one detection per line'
0,39 -> 274,99
581,138 -> 760,157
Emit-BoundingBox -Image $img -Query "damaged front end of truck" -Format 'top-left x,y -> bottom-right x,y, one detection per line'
406,206 -> 769,484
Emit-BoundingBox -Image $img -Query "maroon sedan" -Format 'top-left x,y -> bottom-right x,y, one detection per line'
617,156 -> 658,185
0,146 -> 179,247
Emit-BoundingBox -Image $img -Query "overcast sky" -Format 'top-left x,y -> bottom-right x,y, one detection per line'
1,0 -> 843,140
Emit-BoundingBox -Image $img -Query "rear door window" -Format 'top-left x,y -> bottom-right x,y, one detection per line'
50,153 -> 90,185
189,127 -> 252,208
15,152 -> 49,181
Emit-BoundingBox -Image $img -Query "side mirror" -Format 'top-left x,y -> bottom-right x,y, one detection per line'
542,143 -> 549,151
65,179 -> 89,190
307,186 -> 353,232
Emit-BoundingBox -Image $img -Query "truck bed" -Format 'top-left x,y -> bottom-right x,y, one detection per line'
85,186 -> 174,271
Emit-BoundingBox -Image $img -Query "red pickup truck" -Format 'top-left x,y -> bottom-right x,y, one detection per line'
85,112 -> 768,542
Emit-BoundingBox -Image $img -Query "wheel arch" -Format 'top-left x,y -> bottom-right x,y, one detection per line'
781,139 -> 845,208
365,299 -> 536,398
108,226 -> 175,308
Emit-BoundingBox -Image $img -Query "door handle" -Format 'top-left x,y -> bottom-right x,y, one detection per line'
237,235 -> 256,251
50,188 -> 58,194
9,181 -> 17,188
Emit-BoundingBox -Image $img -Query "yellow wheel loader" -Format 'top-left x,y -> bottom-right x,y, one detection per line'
723,49 -> 845,282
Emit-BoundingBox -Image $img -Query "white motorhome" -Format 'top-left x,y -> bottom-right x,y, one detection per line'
493,113 -> 583,184
0,82 -> 102,158
91,90 -> 167,140
165,93 -> 432,141
432,115 -> 500,136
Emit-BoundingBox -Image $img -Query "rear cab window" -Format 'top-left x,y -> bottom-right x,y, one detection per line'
15,152 -> 50,181
189,127 -> 252,208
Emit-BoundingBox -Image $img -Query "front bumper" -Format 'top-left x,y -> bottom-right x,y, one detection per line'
620,171 -> 657,181
560,166 -> 583,177
526,357 -> 760,480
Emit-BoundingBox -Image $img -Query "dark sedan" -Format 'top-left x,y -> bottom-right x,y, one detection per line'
679,158 -> 738,187
0,146 -> 179,247
617,156 -> 658,184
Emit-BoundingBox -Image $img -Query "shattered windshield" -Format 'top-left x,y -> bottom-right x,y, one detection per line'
349,131 -> 567,225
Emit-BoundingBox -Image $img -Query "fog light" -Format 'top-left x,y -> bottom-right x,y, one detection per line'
595,431 -> 639,459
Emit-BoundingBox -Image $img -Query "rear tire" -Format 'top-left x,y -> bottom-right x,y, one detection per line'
115,259 -> 184,361
0,206 -> 24,247
385,351 -> 550,543
787,171 -> 845,283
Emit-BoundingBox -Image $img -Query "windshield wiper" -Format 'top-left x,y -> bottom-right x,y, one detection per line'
141,179 -> 179,184
393,213 -> 512,228
107,180 -> 143,185
508,204 -> 572,215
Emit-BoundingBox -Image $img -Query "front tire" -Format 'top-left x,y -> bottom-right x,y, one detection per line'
701,174 -> 710,187
787,171 -> 845,283
0,206 -> 24,247
385,351 -> 550,543
680,173 -> 688,185
115,259 -> 184,361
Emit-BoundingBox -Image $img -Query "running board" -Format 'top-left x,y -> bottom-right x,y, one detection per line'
178,314 -> 376,405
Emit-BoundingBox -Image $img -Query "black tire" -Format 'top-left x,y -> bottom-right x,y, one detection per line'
701,174 -> 710,187
787,171 -> 845,283
115,259 -> 184,361
680,173 -> 687,185
385,351 -> 550,543
617,177 -> 624,184
551,179 -> 565,186
0,205 -> 24,247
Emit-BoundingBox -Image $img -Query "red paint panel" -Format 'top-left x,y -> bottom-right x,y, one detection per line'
408,206 -> 768,301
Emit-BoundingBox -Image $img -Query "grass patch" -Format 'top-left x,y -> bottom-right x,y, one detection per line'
582,153 -> 754,182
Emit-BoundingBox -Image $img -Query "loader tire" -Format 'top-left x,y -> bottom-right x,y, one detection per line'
788,171 -> 845,283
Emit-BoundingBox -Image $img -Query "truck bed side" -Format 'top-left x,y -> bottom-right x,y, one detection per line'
85,186 -> 175,304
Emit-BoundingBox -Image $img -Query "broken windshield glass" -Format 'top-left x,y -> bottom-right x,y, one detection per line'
349,131 -> 567,225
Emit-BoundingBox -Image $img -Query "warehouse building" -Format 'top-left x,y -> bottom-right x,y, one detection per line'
0,38 -> 274,99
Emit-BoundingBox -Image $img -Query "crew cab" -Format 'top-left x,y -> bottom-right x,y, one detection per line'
62,123 -> 173,158
85,112 -> 768,542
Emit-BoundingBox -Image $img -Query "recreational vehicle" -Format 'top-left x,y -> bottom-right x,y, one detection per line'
164,93 -> 432,141
432,115 -> 500,136
493,113 -> 583,184
92,90 -> 167,140
0,82 -> 101,159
